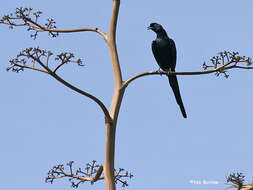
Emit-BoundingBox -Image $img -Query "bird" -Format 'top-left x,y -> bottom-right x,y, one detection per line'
148,22 -> 187,118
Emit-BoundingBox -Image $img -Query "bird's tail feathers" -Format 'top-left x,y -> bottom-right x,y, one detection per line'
168,75 -> 187,118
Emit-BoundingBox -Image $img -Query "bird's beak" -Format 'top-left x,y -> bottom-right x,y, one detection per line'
147,26 -> 152,30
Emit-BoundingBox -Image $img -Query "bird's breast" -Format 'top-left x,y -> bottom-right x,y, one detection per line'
153,37 -> 175,71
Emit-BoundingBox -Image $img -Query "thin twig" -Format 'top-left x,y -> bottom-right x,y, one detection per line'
93,165 -> 103,183
8,63 -> 48,73
53,61 -> 67,73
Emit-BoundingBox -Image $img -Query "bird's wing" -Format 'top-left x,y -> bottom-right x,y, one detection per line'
151,40 -> 161,66
168,38 -> 177,70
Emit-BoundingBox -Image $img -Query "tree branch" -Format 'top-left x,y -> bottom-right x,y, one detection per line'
37,27 -> 108,41
8,47 -> 112,124
0,7 -> 108,41
48,70 -> 112,123
46,161 -> 104,188
7,63 -> 48,73
93,165 -> 104,183
121,68 -> 228,90
122,51 -> 253,90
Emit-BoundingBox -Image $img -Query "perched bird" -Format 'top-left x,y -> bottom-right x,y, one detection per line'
148,23 -> 187,118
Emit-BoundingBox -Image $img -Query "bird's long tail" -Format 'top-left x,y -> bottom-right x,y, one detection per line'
168,75 -> 187,118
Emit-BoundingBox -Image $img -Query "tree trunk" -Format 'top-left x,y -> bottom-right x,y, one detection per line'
104,0 -> 123,190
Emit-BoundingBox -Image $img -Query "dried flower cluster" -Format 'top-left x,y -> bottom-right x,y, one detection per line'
7,47 -> 83,74
114,168 -> 133,187
45,161 -> 133,188
0,7 -> 58,39
227,173 -> 245,189
203,51 -> 252,78
226,173 -> 253,190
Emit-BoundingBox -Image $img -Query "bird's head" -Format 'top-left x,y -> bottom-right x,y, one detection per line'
147,23 -> 164,33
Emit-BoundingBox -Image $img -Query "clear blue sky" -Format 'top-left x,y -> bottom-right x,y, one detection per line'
1,1 -> 252,190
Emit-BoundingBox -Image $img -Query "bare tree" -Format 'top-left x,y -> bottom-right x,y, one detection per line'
1,1 -> 253,190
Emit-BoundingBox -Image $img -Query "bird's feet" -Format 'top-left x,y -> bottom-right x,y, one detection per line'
156,68 -> 163,76
167,68 -> 172,76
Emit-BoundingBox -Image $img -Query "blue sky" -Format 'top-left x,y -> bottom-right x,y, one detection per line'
1,1 -> 253,190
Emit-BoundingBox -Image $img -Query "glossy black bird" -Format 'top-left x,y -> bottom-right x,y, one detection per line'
148,23 -> 187,118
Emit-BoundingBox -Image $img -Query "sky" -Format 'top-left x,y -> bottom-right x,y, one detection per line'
1,1 -> 253,190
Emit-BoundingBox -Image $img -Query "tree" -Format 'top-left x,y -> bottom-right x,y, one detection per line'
1,1 -> 253,190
